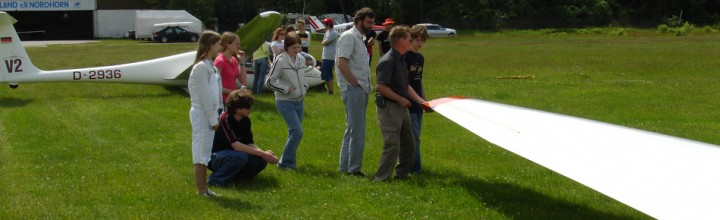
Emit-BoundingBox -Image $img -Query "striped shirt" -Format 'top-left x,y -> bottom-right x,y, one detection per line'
212,112 -> 253,152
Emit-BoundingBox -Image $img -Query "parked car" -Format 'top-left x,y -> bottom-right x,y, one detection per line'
417,23 -> 456,38
153,26 -> 199,43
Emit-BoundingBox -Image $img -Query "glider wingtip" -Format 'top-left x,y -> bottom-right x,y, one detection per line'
426,96 -> 466,108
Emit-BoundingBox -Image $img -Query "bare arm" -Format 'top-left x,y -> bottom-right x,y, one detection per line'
230,141 -> 278,164
411,84 -> 433,112
237,51 -> 247,87
407,85 -> 426,105
337,57 -> 358,87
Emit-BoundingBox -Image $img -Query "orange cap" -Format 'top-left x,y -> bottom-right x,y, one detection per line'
382,18 -> 395,26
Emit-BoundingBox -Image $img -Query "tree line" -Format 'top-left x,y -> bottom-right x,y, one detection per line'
144,0 -> 720,32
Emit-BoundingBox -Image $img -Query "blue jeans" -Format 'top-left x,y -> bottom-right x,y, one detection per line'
338,86 -> 368,173
252,57 -> 269,94
410,112 -> 423,173
320,59 -> 335,81
276,100 -> 304,169
208,149 -> 268,186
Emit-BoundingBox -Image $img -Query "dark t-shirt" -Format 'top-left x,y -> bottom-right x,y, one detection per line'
376,49 -> 409,101
406,51 -> 425,114
212,112 -> 254,152
377,31 -> 390,55
298,32 -> 309,47
365,31 -> 377,55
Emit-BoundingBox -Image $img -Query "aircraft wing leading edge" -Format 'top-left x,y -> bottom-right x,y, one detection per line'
237,11 -> 282,55
428,97 -> 720,219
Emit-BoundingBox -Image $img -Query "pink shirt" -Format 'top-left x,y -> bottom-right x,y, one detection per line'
213,54 -> 240,102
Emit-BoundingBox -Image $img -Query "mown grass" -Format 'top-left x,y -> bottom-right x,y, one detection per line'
2,31 -> 719,219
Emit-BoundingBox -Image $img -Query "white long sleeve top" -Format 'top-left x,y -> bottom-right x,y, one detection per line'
265,53 -> 308,101
188,59 -> 222,127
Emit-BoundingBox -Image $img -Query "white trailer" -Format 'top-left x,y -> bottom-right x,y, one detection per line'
96,10 -> 202,39
134,10 -> 202,40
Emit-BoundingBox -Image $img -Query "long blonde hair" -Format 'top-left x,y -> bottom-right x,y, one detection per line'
219,32 -> 239,54
193,30 -> 221,65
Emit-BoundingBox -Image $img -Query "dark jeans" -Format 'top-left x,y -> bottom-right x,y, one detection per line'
208,149 -> 268,186
252,57 -> 269,94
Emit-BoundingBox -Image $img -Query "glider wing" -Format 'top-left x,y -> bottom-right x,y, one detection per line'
428,97 -> 720,219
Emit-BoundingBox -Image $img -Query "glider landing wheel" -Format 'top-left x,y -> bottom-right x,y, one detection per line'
9,83 -> 19,89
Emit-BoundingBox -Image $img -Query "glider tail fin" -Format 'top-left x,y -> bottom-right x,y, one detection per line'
1,12 -> 40,85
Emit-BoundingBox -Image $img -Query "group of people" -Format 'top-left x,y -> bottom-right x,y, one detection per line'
188,31 -> 280,197
331,7 -> 432,181
188,6 -> 431,197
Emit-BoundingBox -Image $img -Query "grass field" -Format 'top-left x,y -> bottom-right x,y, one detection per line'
2,30 -> 719,219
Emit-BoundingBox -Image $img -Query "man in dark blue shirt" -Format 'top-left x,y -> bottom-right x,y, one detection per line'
208,90 -> 278,187
376,18 -> 394,56
406,25 -> 430,174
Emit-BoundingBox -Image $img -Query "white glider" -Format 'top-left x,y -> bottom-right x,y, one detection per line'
427,97 -> 720,219
0,11 -> 323,91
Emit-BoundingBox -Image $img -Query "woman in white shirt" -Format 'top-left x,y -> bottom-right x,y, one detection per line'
270,27 -> 285,59
188,30 -> 223,197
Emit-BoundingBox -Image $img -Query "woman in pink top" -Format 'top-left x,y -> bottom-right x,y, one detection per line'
214,32 -> 247,102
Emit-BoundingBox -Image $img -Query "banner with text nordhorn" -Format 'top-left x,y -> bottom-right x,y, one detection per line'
0,0 -> 96,11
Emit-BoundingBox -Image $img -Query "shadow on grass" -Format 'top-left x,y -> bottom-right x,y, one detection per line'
0,97 -> 33,108
67,86 -> 185,99
163,86 -> 189,97
211,196 -> 257,211
227,174 -> 281,191
415,169 -> 640,219
296,163 -> 343,178
206,173 -> 281,212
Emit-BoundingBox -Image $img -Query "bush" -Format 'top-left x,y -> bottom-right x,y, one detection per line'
665,15 -> 681,27
702,26 -> 717,33
673,22 -> 695,36
577,27 -> 604,34
608,28 -> 629,36
539,28 -> 568,36
657,24 -> 669,33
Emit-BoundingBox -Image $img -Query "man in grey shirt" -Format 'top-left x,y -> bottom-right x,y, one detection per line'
373,26 -> 426,181
335,7 -> 375,176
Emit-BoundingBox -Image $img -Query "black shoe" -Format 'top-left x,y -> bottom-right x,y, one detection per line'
347,171 -> 365,177
394,175 -> 409,181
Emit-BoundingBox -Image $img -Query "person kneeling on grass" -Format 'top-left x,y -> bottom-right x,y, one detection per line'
208,90 -> 279,187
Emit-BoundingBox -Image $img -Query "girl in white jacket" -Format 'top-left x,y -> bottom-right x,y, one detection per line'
189,30 -> 222,197
266,35 -> 308,170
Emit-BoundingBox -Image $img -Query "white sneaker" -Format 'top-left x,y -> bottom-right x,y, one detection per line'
199,189 -> 220,198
